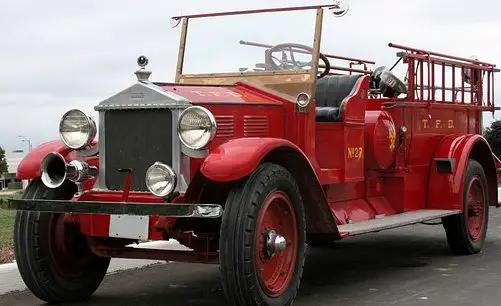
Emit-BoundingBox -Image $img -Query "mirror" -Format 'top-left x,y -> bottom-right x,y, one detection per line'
330,0 -> 350,17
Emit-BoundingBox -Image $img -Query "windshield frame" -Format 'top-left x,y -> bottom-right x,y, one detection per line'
171,4 -> 335,85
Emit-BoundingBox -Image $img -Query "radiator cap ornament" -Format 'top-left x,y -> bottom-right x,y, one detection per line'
135,55 -> 152,82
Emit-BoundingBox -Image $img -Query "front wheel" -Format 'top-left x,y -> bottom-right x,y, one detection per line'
14,180 -> 111,303
220,163 -> 306,306
443,159 -> 489,255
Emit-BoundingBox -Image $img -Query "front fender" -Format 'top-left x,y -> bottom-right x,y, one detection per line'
428,134 -> 497,210
200,138 -> 313,182
16,139 -> 98,180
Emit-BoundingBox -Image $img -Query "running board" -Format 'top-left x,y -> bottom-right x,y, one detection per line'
338,209 -> 461,236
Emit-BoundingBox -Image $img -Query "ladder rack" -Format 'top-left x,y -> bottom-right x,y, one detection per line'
389,43 -> 500,113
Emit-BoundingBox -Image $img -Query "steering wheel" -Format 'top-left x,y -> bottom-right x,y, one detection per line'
265,43 -> 331,78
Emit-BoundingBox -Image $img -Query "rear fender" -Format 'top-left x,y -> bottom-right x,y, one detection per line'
16,139 -> 98,182
200,138 -> 340,237
428,134 -> 498,210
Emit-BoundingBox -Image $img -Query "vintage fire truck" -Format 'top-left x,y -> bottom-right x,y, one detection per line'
4,2 -> 500,305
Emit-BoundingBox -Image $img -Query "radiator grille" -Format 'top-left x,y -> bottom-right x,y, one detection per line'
104,109 -> 172,191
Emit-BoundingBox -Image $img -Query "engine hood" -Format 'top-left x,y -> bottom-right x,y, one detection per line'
157,83 -> 283,105
94,81 -> 283,111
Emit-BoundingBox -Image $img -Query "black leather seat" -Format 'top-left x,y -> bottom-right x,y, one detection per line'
315,74 -> 362,122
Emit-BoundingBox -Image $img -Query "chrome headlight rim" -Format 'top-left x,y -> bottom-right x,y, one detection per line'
58,109 -> 97,150
145,161 -> 177,197
177,106 -> 217,150
296,92 -> 311,108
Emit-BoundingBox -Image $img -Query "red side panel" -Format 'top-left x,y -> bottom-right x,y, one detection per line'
315,123 -> 344,170
367,196 -> 397,216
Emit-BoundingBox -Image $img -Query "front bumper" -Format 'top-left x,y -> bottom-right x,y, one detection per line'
4,198 -> 223,218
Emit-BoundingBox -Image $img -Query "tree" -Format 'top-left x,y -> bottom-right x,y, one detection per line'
0,146 -> 7,175
484,120 -> 501,158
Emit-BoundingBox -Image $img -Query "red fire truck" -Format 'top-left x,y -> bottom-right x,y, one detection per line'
4,2 -> 500,305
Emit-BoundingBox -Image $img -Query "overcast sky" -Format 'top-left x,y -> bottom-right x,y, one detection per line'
0,0 -> 499,151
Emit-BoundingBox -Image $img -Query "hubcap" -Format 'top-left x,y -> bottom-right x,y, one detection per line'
255,190 -> 297,297
466,176 -> 486,241
265,230 -> 287,257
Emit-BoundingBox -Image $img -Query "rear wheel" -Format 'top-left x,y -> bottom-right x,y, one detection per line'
14,179 -> 110,303
443,159 -> 489,255
220,163 -> 306,305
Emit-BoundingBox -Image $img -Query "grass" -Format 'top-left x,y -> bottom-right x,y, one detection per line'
0,192 -> 21,264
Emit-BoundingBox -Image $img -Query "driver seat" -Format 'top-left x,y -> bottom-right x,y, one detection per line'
315,74 -> 362,122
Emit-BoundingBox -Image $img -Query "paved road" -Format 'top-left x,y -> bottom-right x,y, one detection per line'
2,209 -> 501,306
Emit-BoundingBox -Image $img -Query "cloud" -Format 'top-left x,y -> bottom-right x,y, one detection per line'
0,0 -> 500,151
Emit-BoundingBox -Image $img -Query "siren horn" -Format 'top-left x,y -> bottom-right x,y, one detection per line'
40,152 -> 97,189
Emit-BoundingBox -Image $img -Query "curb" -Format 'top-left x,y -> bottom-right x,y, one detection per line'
0,240 -> 188,295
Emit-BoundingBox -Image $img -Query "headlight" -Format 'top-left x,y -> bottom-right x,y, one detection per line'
178,106 -> 217,150
145,162 -> 177,197
59,109 -> 97,149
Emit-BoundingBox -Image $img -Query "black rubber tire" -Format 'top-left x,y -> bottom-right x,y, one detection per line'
442,159 -> 489,255
219,163 -> 306,306
14,179 -> 111,303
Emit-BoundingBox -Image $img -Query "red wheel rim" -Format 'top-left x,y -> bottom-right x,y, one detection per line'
466,176 -> 486,241
47,214 -> 93,279
255,190 -> 297,297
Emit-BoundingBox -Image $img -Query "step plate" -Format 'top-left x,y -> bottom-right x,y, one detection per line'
338,209 -> 461,236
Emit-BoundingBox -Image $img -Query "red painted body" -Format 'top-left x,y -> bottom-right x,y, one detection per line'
16,41 -> 499,249
10,6 -> 501,305
200,138 -> 314,182
159,83 -> 284,105
428,134 -> 496,210
71,191 -> 170,240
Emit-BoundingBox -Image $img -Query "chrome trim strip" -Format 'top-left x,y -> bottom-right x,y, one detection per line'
171,108 -> 190,193
96,111 -> 107,190
96,104 -> 188,111
181,145 -> 208,158
6,198 -> 223,218
77,145 -> 99,157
